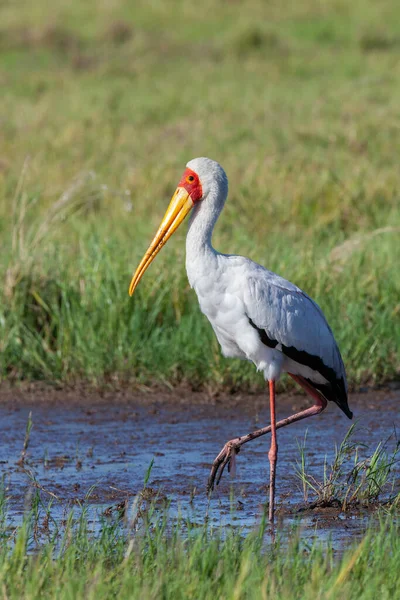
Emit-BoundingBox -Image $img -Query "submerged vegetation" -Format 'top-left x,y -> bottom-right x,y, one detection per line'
1,0 -> 400,390
2,404 -> 399,596
0,497 -> 399,599
295,425 -> 400,508
2,416 -> 400,596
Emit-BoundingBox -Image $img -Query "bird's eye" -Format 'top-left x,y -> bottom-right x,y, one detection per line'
186,175 -> 195,183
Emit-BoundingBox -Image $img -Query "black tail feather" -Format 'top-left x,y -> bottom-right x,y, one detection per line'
305,377 -> 353,419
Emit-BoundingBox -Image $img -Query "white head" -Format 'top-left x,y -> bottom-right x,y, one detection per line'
186,157 -> 228,207
129,157 -> 228,295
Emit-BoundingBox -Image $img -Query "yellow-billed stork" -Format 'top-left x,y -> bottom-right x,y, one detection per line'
129,157 -> 353,524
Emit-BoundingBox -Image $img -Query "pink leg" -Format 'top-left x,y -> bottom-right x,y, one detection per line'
268,380 -> 277,523
207,374 -> 327,493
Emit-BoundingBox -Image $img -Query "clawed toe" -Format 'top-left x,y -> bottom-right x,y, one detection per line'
207,439 -> 242,494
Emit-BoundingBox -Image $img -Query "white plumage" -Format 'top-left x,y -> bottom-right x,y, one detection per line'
185,158 -> 350,417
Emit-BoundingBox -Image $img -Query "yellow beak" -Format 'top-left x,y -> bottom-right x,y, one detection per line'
129,187 -> 193,296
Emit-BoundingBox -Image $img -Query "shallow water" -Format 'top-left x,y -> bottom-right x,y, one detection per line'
0,388 -> 399,548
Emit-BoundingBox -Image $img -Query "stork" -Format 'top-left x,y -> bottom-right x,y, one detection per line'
129,157 -> 353,524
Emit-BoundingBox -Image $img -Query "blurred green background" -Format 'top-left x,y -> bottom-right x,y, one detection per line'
0,0 -> 399,389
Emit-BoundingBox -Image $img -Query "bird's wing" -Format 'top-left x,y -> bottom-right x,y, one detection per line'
241,261 -> 349,407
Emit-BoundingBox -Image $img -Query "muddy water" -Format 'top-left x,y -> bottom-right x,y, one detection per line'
0,387 -> 399,548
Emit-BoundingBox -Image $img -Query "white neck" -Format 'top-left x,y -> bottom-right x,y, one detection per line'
185,184 -> 226,287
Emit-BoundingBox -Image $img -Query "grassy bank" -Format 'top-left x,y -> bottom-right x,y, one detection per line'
0,0 -> 399,388
1,504 -> 399,599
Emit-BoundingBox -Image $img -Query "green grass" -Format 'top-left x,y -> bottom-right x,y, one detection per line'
295,424 -> 400,507
1,501 -> 399,599
0,0 -> 399,388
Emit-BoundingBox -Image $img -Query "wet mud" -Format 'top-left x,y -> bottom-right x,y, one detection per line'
1,385 -> 399,548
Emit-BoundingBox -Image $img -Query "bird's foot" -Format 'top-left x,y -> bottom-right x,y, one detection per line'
207,437 -> 242,494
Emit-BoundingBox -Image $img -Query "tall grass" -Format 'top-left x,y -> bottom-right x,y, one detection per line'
0,0 -> 399,388
0,499 -> 399,599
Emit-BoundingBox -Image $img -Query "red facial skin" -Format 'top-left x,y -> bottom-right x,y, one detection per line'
178,168 -> 203,203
